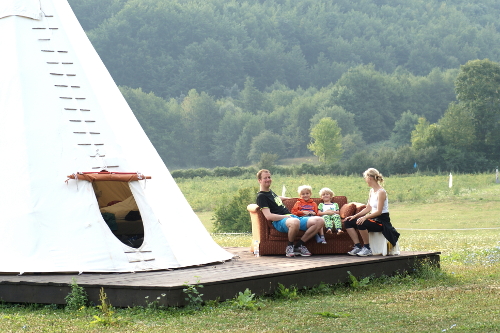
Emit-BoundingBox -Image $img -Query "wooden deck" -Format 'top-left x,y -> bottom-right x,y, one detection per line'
0,248 -> 439,307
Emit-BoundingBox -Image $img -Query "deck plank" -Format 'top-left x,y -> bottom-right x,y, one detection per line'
0,248 -> 439,307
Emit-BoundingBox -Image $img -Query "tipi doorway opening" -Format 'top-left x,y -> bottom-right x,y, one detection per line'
93,180 -> 145,248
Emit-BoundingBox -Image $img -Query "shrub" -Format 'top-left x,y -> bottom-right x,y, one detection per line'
173,166 -> 258,179
231,288 -> 261,310
213,167 -> 230,177
214,166 -> 248,177
347,271 -> 370,289
65,278 -> 88,310
273,283 -> 298,300
269,165 -> 290,176
230,166 -> 246,177
212,186 -> 258,233
191,168 -> 212,178
170,168 -> 214,178
183,279 -> 204,310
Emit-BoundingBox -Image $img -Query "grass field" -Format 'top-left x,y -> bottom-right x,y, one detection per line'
177,172 -> 500,212
0,174 -> 499,332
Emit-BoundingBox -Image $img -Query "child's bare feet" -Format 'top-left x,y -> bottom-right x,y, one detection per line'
336,229 -> 344,235
326,228 -> 333,234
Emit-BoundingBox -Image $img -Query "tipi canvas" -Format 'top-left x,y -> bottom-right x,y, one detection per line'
0,0 -> 234,273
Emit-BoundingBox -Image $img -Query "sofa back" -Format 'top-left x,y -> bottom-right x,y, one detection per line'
282,196 -> 347,213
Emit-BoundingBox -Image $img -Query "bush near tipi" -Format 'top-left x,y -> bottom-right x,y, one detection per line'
213,187 -> 258,233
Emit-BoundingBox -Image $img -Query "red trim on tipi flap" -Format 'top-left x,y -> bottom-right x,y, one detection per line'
67,172 -> 151,182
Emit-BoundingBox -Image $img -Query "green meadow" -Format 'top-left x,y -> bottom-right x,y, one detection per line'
178,172 -> 500,213
0,173 -> 499,332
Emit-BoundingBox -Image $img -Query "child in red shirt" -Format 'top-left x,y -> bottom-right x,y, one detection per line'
291,185 -> 326,244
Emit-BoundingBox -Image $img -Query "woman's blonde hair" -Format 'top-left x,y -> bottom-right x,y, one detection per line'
319,187 -> 334,197
363,168 -> 384,185
297,185 -> 312,195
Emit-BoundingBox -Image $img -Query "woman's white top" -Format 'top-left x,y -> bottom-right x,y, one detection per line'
369,188 -> 389,214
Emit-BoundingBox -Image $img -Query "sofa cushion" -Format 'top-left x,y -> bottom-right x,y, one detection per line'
352,202 -> 367,214
339,202 -> 356,218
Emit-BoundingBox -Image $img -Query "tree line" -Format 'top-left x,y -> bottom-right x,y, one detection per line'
67,0 -> 500,171
70,0 -> 500,100
120,66 -> 457,169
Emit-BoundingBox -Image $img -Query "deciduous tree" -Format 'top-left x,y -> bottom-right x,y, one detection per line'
410,117 -> 443,151
391,111 -> 419,147
455,59 -> 500,157
247,130 -> 286,163
308,117 -> 343,164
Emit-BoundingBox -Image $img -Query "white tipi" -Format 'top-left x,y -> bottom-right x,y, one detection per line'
0,0 -> 233,273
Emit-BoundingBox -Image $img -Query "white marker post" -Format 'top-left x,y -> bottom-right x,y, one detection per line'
449,173 -> 453,188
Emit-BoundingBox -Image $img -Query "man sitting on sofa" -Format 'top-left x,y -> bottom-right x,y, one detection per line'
256,169 -> 325,257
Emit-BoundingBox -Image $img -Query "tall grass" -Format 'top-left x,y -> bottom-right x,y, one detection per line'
179,172 -> 500,212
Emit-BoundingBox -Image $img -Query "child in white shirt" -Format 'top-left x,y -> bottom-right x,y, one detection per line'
317,188 -> 343,234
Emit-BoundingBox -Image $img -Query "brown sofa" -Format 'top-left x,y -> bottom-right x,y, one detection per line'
247,196 -> 366,255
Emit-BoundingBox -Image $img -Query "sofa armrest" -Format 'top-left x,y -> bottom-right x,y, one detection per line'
247,204 -> 266,251
247,203 -> 260,214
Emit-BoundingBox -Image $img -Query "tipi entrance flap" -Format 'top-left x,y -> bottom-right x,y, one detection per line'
0,0 -> 43,20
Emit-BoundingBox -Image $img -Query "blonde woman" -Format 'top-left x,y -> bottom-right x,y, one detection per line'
344,168 -> 400,256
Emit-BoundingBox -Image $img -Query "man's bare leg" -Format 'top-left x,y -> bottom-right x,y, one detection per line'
286,218 -> 300,242
301,217 -> 324,242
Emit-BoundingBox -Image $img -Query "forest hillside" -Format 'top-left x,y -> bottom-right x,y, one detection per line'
68,0 -> 500,171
